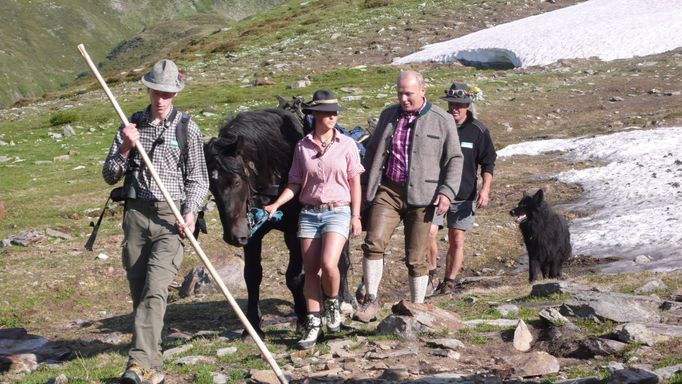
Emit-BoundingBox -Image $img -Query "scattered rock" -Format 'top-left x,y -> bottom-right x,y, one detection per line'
607,367 -> 659,384
163,343 -> 193,358
286,79 -> 311,89
497,304 -> 519,316
654,363 -> 682,380
376,315 -> 425,340
180,256 -> 246,297
216,346 -> 237,357
340,95 -> 363,102
612,322 -> 682,346
62,125 -> 76,136
634,254 -> 653,264
513,319 -> 532,352
50,373 -> 69,384
561,291 -> 662,323
45,228 -> 72,240
504,351 -> 560,377
634,279 -> 667,294
539,307 -> 574,327
424,338 -> 464,350
390,300 -> 463,331
248,369 -> 284,384
463,319 -> 519,328
212,372 -> 228,384
173,355 -> 216,366
530,281 -> 592,297
53,154 -> 70,162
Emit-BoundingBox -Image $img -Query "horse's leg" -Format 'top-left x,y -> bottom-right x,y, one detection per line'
338,240 -> 353,306
243,238 -> 264,337
283,228 -> 306,328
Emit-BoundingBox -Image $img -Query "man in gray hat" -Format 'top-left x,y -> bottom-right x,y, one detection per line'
428,81 -> 497,296
353,70 -> 463,322
103,59 -> 209,384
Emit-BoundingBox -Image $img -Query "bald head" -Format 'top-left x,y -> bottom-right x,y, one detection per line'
396,70 -> 426,113
397,70 -> 425,88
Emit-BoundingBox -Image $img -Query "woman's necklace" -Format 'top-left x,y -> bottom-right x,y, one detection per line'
316,131 -> 333,148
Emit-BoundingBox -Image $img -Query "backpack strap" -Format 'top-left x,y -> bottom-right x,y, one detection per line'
176,112 -> 191,178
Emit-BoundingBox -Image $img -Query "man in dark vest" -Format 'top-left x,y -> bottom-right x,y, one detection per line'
102,59 -> 209,384
428,82 -> 497,296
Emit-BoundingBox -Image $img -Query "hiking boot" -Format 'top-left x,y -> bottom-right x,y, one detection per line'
120,362 -> 165,384
353,294 -> 379,323
425,274 -> 439,298
298,314 -> 323,349
434,279 -> 458,296
324,296 -> 342,332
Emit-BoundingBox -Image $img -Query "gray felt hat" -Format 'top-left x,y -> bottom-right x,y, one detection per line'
440,82 -> 473,104
141,59 -> 185,93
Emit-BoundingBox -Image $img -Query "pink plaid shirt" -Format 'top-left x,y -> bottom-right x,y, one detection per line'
384,99 -> 426,183
289,131 -> 364,206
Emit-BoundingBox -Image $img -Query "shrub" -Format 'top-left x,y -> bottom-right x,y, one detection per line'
364,0 -> 391,9
49,111 -> 79,126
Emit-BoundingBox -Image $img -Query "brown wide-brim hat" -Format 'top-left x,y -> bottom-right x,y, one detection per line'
141,59 -> 185,93
441,82 -> 473,104
302,89 -> 347,113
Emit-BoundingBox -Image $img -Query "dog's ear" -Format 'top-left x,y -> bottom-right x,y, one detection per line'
522,191 -> 529,198
533,189 -> 544,204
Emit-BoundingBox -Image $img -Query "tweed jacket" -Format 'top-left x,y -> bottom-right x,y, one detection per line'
361,102 -> 463,206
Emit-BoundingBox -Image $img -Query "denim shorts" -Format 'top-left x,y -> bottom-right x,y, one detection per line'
431,200 -> 475,230
298,205 -> 351,239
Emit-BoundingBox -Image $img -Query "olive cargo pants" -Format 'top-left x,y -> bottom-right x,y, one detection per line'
122,199 -> 184,369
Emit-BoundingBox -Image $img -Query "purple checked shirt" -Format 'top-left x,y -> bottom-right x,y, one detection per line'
384,99 -> 426,183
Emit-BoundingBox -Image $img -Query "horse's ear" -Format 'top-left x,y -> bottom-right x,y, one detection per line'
212,135 -> 240,155
276,95 -> 287,109
235,135 -> 245,156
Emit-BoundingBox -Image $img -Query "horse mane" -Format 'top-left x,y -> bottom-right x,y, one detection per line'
216,108 -> 304,188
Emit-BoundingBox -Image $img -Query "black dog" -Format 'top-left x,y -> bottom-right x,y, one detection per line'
509,189 -> 572,282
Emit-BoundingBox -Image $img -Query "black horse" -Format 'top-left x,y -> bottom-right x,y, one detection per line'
204,108 -> 353,335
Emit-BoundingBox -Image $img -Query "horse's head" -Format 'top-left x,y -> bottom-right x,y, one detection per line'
205,135 -> 252,246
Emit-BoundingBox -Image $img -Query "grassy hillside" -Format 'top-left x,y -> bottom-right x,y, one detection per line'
0,0 -> 285,107
1,0 -> 681,383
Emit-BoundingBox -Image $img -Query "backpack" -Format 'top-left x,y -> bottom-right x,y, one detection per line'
84,110 -> 192,251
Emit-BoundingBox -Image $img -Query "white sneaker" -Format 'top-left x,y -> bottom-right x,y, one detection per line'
297,314 -> 322,349
324,296 -> 342,332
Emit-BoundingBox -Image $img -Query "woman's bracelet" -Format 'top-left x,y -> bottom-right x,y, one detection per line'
351,214 -> 361,219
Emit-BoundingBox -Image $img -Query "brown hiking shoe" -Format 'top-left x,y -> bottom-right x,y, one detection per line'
120,362 -> 165,384
434,279 -> 458,296
353,294 -> 379,323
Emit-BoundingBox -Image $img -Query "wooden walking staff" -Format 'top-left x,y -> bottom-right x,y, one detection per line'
77,44 -> 289,384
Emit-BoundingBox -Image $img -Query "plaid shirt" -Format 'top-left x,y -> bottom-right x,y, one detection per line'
384,100 -> 426,183
102,106 -> 209,215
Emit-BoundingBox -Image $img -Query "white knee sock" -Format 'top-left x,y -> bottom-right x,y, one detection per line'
410,275 -> 429,304
363,258 -> 383,297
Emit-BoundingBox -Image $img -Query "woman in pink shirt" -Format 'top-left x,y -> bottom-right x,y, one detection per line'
265,89 -> 364,349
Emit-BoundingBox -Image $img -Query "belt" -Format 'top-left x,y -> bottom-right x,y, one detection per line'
382,178 -> 406,188
127,198 -> 181,210
303,201 -> 350,212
